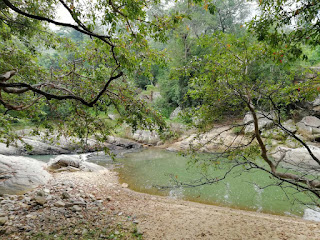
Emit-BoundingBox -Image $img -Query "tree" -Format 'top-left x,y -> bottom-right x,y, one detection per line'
0,0 -> 188,145
168,32 -> 320,208
155,0 -> 249,110
250,0 -> 320,58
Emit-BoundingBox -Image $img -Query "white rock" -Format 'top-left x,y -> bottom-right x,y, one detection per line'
297,116 -> 320,136
54,201 -> 65,207
272,146 -> 320,168
0,155 -> 51,195
312,95 -> 320,107
132,130 -> 160,145
300,116 -> 320,128
282,119 -> 297,133
121,183 -> 129,188
47,155 -> 105,172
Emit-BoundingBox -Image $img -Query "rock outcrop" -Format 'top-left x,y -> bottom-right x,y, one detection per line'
0,155 -> 51,195
297,116 -> 320,136
132,130 -> 160,145
106,136 -> 142,149
167,126 -> 251,152
0,133 -> 142,156
47,155 -> 105,172
243,112 -> 275,134
272,146 -> 320,169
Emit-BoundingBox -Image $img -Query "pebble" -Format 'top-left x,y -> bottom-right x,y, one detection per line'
121,183 -> 129,188
48,216 -> 56,221
17,196 -> 24,201
82,228 -> 88,235
36,190 -> 45,197
34,196 -> 46,206
61,192 -> 70,199
26,214 -> 37,219
72,200 -> 86,206
19,203 -> 29,208
44,189 -> 50,194
54,201 -> 65,207
24,196 -> 31,202
0,216 -> 8,225
136,228 -> 143,235
72,205 -> 82,212
106,196 -> 112,201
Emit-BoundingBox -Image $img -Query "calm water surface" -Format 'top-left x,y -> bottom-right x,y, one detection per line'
114,148 -> 309,217
30,148 -> 314,218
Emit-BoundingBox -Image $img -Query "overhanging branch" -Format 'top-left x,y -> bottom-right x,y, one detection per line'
2,0 -> 114,47
0,71 -> 123,107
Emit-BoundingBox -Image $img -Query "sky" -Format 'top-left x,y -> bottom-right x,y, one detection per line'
50,4 -> 75,30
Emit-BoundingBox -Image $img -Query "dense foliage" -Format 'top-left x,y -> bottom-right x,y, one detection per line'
0,0 -> 179,146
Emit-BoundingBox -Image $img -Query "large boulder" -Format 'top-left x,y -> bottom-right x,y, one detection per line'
106,136 -> 142,149
261,120 -> 297,140
0,155 -> 52,195
312,95 -> 320,108
272,146 -> 320,169
47,155 -> 105,172
132,130 -> 160,145
282,119 -> 297,133
0,136 -> 87,156
243,112 -> 275,134
297,116 -> 320,135
0,144 -> 21,155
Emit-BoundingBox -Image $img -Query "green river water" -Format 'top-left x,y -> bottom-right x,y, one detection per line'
114,148 -> 307,217
31,148 -> 318,218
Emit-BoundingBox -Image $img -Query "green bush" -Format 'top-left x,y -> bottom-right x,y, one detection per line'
152,97 -> 175,119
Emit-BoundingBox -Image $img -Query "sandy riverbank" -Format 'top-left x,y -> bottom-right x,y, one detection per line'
46,170 -> 320,240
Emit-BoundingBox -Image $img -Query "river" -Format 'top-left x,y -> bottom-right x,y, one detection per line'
30,148 -> 320,221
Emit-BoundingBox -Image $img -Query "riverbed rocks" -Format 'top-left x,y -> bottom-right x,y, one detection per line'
167,126 -> 252,152
0,170 -> 141,239
106,136 -> 142,150
0,130 -> 143,156
272,146 -> 320,169
47,155 -> 105,172
0,136 -> 73,156
132,130 -> 160,145
0,155 -> 52,195
297,116 -> 320,138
